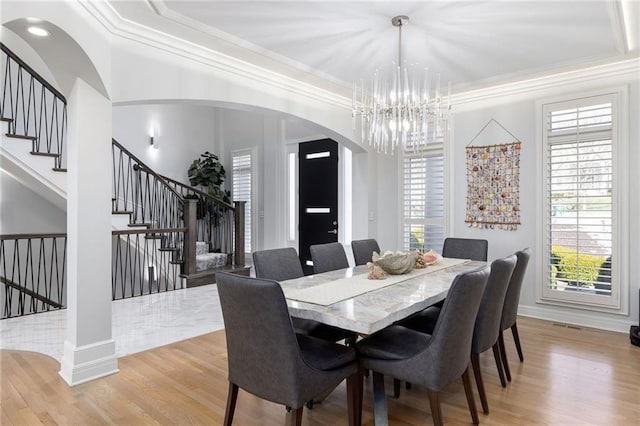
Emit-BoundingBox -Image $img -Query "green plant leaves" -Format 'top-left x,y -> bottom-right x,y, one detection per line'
188,151 -> 226,188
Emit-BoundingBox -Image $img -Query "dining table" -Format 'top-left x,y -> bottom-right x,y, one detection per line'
280,258 -> 487,335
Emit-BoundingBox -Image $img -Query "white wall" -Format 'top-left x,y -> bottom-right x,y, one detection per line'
447,65 -> 640,332
0,170 -> 66,233
112,104 -> 219,184
110,35 -> 358,151
371,153 -> 398,250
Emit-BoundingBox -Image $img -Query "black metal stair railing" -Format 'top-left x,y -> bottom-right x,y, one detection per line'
111,228 -> 186,300
112,139 -> 185,231
1,42 -> 68,170
0,230 -> 189,319
0,234 -> 67,319
161,174 -> 235,257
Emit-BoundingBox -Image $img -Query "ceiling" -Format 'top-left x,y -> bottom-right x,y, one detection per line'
109,1 -> 639,97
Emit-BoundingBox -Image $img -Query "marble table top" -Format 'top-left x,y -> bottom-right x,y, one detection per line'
280,259 -> 487,335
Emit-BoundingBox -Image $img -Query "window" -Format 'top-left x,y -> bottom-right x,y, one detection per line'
541,91 -> 625,309
232,150 -> 253,253
401,137 -> 445,253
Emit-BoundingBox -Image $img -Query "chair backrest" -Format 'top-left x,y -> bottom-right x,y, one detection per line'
472,255 -> 517,354
500,248 -> 532,331
253,247 -> 304,281
442,237 -> 488,261
422,266 -> 490,390
216,272 -> 307,405
310,242 -> 349,273
351,239 -> 381,266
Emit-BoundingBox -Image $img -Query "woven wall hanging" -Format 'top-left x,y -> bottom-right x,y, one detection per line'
465,119 -> 521,230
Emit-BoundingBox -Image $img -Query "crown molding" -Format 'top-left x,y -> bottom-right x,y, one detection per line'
145,0 -> 349,90
452,57 -> 640,109
78,1 -> 352,111
607,0 -> 630,54
79,2 -> 637,116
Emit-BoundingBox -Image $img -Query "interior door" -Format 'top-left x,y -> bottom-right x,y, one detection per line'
298,139 -> 339,275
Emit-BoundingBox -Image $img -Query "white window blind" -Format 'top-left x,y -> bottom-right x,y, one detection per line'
401,141 -> 445,253
232,151 -> 252,253
543,94 -> 618,307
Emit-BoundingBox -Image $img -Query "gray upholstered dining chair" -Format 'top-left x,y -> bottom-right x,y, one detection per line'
426,237 -> 488,315
356,266 -> 490,426
442,237 -> 488,261
215,272 -> 361,426
393,237 -> 488,398
499,247 -> 532,382
310,242 -> 349,273
403,237 -> 488,354
400,255 -> 517,414
470,254 -> 516,413
253,247 -> 306,281
252,248 -> 353,343
351,238 -> 381,266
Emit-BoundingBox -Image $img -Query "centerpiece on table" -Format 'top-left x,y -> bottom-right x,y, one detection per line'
367,249 -> 442,280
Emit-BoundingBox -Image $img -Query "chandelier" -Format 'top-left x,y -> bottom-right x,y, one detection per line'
352,15 -> 451,154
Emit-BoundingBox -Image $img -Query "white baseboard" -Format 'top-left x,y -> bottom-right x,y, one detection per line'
518,304 -> 635,334
59,339 -> 119,386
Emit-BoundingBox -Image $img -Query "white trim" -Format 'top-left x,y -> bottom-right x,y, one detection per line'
518,304 -> 634,334
606,0 -> 630,54
453,58 -> 640,108
79,1 -> 352,110
80,0 -> 639,116
342,146 -> 353,245
145,0 -> 350,89
59,339 -> 119,386
536,86 -> 629,314
285,134 -> 329,145
286,145 -> 298,245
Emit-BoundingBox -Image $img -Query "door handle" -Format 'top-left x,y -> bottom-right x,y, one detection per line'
327,229 -> 338,235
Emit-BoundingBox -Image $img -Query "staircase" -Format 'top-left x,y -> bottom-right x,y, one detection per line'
1,41 -> 249,318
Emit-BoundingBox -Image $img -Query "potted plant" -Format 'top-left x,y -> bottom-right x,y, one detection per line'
187,151 -> 231,228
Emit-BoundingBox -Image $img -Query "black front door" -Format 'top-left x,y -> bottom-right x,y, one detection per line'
298,139 -> 339,275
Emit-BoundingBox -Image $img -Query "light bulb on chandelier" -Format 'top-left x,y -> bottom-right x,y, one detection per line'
352,15 -> 451,154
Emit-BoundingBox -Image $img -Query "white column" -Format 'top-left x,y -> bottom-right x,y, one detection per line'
59,78 -> 118,385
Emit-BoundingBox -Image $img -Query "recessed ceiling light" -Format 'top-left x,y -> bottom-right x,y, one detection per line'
27,26 -> 49,37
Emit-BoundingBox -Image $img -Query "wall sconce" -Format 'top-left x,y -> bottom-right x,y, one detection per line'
149,126 -> 158,149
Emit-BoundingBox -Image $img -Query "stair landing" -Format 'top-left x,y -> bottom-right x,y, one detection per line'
181,264 -> 251,288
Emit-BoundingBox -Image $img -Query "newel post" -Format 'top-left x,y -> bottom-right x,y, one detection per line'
183,199 -> 198,275
234,201 -> 246,266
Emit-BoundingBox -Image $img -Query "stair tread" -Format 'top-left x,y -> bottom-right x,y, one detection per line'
112,210 -> 133,215
158,247 -> 180,252
0,117 -> 12,122
180,265 -> 251,278
52,168 -> 67,172
127,222 -> 151,228
30,151 -> 59,158
6,133 -> 37,140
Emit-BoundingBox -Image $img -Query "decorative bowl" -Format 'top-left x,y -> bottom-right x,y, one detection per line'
372,251 -> 415,275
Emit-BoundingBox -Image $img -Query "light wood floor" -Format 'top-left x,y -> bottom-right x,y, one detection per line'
2,316 -> 639,425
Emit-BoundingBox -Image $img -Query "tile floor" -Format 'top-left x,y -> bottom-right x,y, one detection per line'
0,284 -> 224,361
